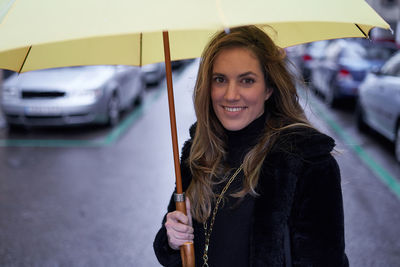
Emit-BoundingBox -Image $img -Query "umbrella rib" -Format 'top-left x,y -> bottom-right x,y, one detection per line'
355,24 -> 368,39
18,45 -> 32,73
140,32 -> 143,67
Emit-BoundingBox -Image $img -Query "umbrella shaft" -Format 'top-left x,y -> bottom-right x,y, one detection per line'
162,31 -> 183,194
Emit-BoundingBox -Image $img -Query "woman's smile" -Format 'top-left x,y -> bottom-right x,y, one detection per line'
223,105 -> 247,113
211,47 -> 272,131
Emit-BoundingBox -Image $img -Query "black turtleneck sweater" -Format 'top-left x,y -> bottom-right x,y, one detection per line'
193,113 -> 266,267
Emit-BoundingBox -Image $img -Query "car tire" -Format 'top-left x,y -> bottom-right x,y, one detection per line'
325,87 -> 338,108
107,93 -> 120,127
395,123 -> 400,164
355,101 -> 368,132
133,86 -> 145,108
132,94 -> 142,108
7,122 -> 26,132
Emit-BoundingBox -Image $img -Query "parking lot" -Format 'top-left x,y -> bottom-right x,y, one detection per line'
1,59 -> 400,266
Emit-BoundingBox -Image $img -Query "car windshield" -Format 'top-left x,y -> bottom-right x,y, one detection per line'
380,52 -> 400,76
342,43 -> 366,59
365,45 -> 396,61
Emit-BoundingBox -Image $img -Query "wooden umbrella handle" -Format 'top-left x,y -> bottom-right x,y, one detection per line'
176,198 -> 195,267
162,31 -> 195,267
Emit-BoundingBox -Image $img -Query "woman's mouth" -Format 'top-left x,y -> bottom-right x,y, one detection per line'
223,106 -> 247,112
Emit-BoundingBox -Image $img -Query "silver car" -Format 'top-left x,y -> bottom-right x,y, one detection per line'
142,62 -> 166,85
1,65 -> 145,127
357,51 -> 400,163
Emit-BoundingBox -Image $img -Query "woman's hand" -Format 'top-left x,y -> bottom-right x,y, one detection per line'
165,197 -> 194,250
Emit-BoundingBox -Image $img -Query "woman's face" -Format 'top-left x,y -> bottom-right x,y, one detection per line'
211,47 -> 272,131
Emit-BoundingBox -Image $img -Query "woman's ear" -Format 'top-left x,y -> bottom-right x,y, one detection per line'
264,87 -> 273,101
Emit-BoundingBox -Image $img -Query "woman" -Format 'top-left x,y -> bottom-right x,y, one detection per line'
154,26 -> 349,267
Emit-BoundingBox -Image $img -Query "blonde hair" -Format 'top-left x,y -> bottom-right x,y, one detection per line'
187,25 -> 311,222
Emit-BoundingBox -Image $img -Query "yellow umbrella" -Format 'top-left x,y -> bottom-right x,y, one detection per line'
0,1 -> 390,266
0,0 -> 390,72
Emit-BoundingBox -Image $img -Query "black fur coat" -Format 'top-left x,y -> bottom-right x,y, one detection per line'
154,126 -> 349,267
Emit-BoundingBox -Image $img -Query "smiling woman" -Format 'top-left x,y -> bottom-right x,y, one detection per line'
154,26 -> 349,267
211,47 -> 272,131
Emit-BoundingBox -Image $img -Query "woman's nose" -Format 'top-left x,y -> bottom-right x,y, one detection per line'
224,82 -> 240,101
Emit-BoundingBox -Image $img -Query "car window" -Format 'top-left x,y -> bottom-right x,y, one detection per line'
325,40 -> 343,60
381,52 -> 400,76
308,40 -> 330,59
366,46 -> 395,61
324,40 -> 366,61
342,43 -> 366,59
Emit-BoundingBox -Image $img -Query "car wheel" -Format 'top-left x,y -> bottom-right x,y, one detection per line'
395,123 -> 400,164
132,94 -> 142,108
325,87 -> 338,108
107,93 -> 120,127
7,122 -> 27,132
355,101 -> 368,132
133,87 -> 144,108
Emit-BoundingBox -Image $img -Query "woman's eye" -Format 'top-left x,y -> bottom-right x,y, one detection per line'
213,76 -> 225,83
242,78 -> 255,84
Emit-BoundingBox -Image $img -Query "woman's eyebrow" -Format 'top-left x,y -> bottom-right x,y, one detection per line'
212,72 -> 225,76
239,71 -> 258,77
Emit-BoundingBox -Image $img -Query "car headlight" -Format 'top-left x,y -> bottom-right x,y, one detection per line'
73,88 -> 103,99
1,86 -> 19,99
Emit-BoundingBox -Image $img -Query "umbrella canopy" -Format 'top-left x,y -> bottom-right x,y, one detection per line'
0,0 -> 390,73
0,1 -> 389,266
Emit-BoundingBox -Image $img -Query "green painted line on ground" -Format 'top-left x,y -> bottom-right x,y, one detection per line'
0,138 -> 103,147
0,87 -> 164,148
103,103 -> 145,145
310,99 -> 400,201
103,86 -> 164,145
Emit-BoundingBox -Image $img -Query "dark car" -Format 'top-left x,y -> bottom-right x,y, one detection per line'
310,39 -> 396,107
1,65 -> 145,128
299,40 -> 330,83
357,51 -> 400,163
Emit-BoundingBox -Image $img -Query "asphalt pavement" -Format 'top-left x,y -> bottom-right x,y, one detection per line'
0,60 -> 400,266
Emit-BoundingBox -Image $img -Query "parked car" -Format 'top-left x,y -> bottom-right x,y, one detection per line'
357,51 -> 400,163
285,43 -> 307,80
310,39 -> 396,107
171,59 -> 195,69
0,65 -> 145,127
298,40 -> 330,83
142,62 -> 165,85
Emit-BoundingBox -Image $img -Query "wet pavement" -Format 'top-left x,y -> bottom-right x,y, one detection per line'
1,60 -> 400,266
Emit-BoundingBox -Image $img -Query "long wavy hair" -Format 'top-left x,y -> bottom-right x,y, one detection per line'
187,25 -> 312,223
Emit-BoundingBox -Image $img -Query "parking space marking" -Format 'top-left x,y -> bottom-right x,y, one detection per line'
0,88 -> 163,148
310,97 -> 400,201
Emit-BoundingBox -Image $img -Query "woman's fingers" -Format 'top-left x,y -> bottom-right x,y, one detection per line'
167,234 -> 194,250
165,211 -> 193,233
166,210 -> 189,225
165,210 -> 194,250
185,197 -> 193,227
169,221 -> 194,234
168,229 -> 194,241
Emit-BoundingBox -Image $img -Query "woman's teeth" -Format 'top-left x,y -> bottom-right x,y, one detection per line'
224,106 -> 245,112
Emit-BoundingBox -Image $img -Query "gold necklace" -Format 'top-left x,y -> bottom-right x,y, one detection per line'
202,164 -> 244,267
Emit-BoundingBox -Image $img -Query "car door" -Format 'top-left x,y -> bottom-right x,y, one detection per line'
114,65 -> 137,109
371,53 -> 400,140
380,75 -> 400,141
307,41 -> 329,89
315,40 -> 342,97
